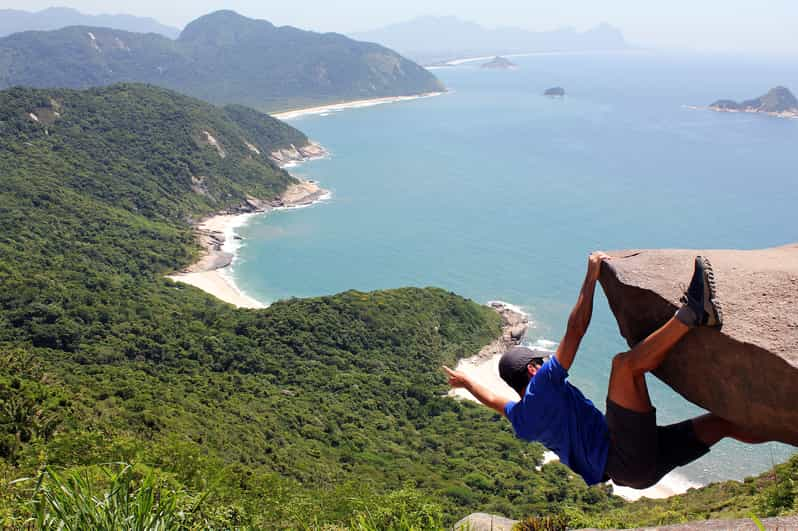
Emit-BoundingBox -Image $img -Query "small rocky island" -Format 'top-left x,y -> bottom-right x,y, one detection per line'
709,86 -> 798,118
544,86 -> 566,97
481,56 -> 517,70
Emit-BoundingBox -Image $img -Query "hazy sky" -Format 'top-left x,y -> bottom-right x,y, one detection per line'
4,0 -> 798,56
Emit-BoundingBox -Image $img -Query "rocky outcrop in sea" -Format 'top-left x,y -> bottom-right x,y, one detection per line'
481,56 -> 518,70
544,86 -> 566,96
481,301 -> 529,358
269,142 -> 328,167
709,86 -> 798,118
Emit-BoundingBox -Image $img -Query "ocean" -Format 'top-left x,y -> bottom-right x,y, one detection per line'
230,51 -> 797,487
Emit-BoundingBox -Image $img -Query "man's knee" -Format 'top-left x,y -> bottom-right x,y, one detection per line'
611,352 -> 632,375
612,351 -> 646,378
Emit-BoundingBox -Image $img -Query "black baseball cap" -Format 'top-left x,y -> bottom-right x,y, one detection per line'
499,346 -> 549,396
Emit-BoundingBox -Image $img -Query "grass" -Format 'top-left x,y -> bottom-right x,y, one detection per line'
12,464 -> 205,530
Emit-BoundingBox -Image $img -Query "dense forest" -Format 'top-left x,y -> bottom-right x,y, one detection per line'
0,83 -> 794,529
0,83 -> 622,528
0,10 -> 444,112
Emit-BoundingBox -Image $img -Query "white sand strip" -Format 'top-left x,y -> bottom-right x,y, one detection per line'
272,92 -> 445,120
168,179 -> 329,308
168,269 -> 265,309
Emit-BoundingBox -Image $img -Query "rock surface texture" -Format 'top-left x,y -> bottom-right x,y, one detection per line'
599,245 -> 798,446
456,513 -> 798,530
580,515 -> 798,530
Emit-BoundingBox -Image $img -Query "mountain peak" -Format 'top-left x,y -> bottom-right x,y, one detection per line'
179,10 -> 274,43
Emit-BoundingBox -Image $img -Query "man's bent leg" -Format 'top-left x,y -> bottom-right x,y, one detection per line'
603,317 -> 691,488
692,414 -> 770,446
651,414 -> 770,485
607,317 -> 690,413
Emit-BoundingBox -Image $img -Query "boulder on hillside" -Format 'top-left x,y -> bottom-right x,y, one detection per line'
599,245 -> 798,446
456,513 -> 798,530
454,513 -> 517,531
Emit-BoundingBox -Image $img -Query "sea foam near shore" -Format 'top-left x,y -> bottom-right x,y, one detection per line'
168,144 -> 331,308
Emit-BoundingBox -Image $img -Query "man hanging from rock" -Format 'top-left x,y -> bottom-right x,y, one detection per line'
443,253 -> 766,490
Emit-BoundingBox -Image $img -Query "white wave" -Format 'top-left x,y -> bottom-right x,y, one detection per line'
272,192 -> 333,213
220,212 -> 258,257
529,338 -> 558,351
486,300 -> 529,319
215,262 -> 268,308
612,471 -> 702,501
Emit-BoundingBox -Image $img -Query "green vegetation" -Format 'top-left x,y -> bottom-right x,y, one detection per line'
17,465 -> 201,530
0,83 -> 625,528
0,10 -> 444,112
1,82 -> 794,529
515,454 -> 798,529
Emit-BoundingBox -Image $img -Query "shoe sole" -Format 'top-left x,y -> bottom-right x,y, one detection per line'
698,256 -> 723,326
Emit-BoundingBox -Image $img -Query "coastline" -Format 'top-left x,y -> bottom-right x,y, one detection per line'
272,92 -> 445,121
448,301 -> 701,502
447,300 -> 530,404
699,105 -> 798,120
427,49 -> 646,69
168,144 -> 331,308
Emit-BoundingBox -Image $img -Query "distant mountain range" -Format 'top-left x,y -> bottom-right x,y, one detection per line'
0,10 -> 443,112
0,6 -> 180,38
352,16 -> 629,64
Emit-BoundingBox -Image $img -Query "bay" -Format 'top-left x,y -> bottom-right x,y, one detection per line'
233,51 -> 798,485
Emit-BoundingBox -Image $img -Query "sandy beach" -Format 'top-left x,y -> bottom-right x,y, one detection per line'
272,92 -> 445,120
448,302 -> 699,501
168,175 -> 330,308
167,212 -> 265,309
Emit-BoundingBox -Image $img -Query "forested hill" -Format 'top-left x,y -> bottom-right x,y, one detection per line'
2,85 -> 793,531
0,84 -> 303,221
0,10 -> 444,112
0,83 -> 628,527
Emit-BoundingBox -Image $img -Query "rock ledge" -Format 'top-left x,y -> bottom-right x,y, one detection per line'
599,245 -> 798,445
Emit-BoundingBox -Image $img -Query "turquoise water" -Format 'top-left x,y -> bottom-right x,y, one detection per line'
233,51 -> 797,485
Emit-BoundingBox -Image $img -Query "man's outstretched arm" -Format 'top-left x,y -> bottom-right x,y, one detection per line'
556,252 -> 608,371
443,366 -> 511,415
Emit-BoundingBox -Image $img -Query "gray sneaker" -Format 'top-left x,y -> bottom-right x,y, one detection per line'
680,256 -> 723,327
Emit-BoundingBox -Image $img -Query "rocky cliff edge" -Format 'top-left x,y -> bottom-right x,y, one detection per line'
599,244 -> 798,446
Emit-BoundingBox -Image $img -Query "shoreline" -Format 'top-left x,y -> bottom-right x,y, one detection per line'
272,92 -> 445,120
448,301 -> 701,502
427,49 -> 646,69
168,144 -> 331,308
447,300 -> 530,404
687,104 -> 798,120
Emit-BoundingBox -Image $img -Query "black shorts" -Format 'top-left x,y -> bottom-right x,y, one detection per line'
603,399 -> 710,489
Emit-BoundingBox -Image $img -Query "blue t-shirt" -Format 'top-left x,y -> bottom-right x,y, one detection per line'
503,355 -> 609,486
